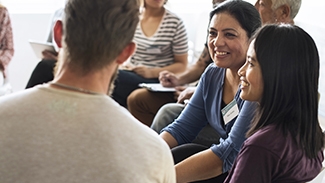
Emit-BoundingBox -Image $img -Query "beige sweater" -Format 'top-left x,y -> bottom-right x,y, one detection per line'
0,85 -> 176,183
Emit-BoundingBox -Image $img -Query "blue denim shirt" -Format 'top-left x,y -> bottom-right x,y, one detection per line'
163,64 -> 256,173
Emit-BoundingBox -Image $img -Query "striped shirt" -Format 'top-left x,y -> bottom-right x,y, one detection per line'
131,9 -> 188,68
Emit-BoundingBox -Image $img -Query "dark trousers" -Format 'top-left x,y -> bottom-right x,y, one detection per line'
111,70 -> 159,107
26,59 -> 56,89
172,143 -> 228,183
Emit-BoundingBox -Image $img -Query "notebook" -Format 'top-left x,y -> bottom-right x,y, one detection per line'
29,40 -> 55,58
138,83 -> 176,92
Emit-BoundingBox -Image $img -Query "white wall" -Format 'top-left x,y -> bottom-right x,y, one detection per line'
8,13 -> 52,92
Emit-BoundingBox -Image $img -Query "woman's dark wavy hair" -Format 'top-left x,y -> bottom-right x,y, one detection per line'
247,24 -> 324,158
209,0 -> 261,39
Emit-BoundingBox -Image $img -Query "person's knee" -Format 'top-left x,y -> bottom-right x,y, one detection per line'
127,88 -> 149,111
151,103 -> 185,132
160,103 -> 184,116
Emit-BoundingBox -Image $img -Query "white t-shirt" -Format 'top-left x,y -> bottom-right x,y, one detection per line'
0,85 -> 175,183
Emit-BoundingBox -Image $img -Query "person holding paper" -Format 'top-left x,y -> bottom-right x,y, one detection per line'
111,0 -> 188,108
0,4 -> 14,79
127,0 -> 225,128
25,8 -> 63,89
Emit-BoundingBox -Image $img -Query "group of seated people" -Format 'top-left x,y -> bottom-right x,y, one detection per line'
0,0 -> 324,182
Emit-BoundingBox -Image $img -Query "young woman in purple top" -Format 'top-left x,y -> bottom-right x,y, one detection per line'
225,24 -> 324,182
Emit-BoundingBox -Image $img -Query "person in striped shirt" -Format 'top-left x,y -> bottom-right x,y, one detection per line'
127,0 -> 225,128
111,0 -> 188,108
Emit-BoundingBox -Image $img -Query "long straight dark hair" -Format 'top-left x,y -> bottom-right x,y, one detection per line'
247,24 -> 324,158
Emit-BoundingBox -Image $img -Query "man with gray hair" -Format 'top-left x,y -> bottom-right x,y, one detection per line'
0,0 -> 175,182
255,0 -> 301,24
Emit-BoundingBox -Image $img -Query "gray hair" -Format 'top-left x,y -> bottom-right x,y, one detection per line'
271,0 -> 301,19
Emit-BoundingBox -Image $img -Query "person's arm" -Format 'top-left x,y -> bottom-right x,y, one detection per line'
42,50 -> 58,60
175,149 -> 223,182
133,13 -> 189,79
177,46 -> 211,85
132,53 -> 188,79
141,53 -> 188,78
161,66 -> 211,145
171,101 -> 257,183
159,45 -> 212,87
160,131 -> 179,148
176,86 -> 196,104
211,101 -> 257,172
0,7 -> 14,77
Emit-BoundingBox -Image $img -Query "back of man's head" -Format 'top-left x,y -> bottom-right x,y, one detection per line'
62,0 -> 140,74
272,0 -> 301,19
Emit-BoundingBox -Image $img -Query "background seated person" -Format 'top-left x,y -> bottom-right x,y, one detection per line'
25,8 -> 63,89
111,0 -> 188,108
127,0 -> 226,128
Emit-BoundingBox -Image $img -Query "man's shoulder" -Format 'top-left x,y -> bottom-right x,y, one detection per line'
0,87 -> 38,105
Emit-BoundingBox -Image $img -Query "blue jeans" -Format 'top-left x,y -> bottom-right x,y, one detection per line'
111,70 -> 159,107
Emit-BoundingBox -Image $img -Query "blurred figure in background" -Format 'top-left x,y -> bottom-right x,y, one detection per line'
127,0 -> 225,129
25,8 -> 63,89
111,0 -> 188,108
0,3 -> 14,96
254,0 -> 301,24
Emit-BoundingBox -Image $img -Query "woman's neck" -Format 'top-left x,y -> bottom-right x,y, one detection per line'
142,6 -> 165,18
225,68 -> 240,86
222,68 -> 241,104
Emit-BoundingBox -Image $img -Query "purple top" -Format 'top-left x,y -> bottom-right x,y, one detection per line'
225,124 -> 324,183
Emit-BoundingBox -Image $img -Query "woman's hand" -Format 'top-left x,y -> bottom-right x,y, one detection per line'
159,70 -> 180,87
42,50 -> 58,60
176,86 -> 196,104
